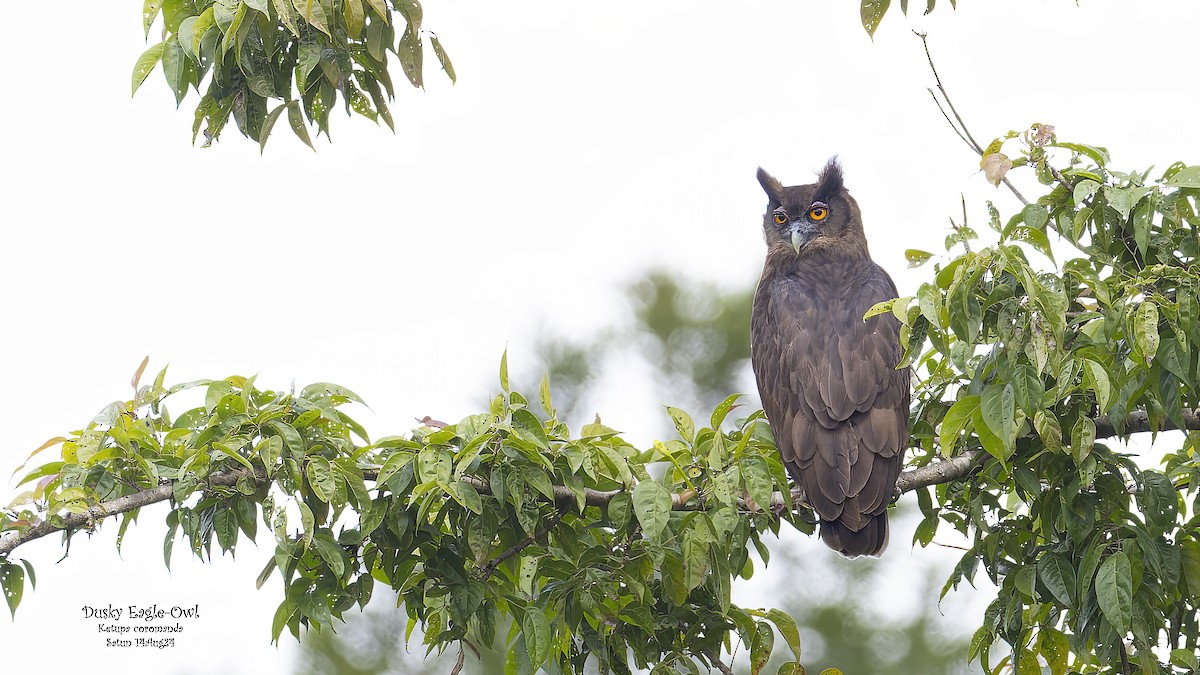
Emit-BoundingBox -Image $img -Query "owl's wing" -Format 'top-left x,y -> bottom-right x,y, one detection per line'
751,261 -> 910,557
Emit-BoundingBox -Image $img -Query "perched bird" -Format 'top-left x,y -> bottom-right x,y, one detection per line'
750,158 -> 910,557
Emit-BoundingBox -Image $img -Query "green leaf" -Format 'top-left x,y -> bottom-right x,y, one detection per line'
537,374 -> 554,417
313,531 -> 346,577
860,0 -> 891,37
1170,648 -> 1200,672
979,383 -> 1015,449
905,249 -> 934,267
1037,554 -> 1076,608
255,557 -> 277,590
160,36 -> 191,106
1165,165 -> 1200,188
666,406 -> 695,443
343,0 -> 365,39
765,608 -> 802,661
1008,226 -> 1055,264
1071,417 -> 1096,465
741,456 -> 774,511
939,395 -> 980,453
1054,142 -> 1110,166
221,3 -> 248,55
1133,301 -> 1160,364
286,100 -> 315,150
1,562 -> 24,618
292,0 -> 332,37
1021,204 -> 1048,230
1096,551 -> 1132,633
301,382 -> 366,404
364,0 -> 389,20
398,20 -> 423,88
1080,358 -> 1112,411
1140,471 -> 1178,535
1039,626 -> 1069,675
307,457 -> 338,503
375,452 -> 413,486
972,406 -> 1008,463
632,480 -> 672,541
272,0 -> 300,35
1104,185 -> 1151,221
522,606 -> 551,667
863,298 -> 896,321
143,0 -> 165,37
1009,364 -> 1044,418
710,393 -> 742,429
430,34 -> 456,83
1033,410 -> 1062,453
417,445 -> 452,486
131,42 -> 166,96
499,350 -> 509,391
190,8 -> 216,57
258,102 -> 289,152
1073,178 -> 1102,205
1182,540 -> 1200,600
751,621 -> 774,674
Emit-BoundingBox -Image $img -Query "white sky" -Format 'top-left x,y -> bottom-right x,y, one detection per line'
2,1 -> 1199,672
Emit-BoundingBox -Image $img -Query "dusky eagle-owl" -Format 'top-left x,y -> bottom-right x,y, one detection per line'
750,158 -> 910,557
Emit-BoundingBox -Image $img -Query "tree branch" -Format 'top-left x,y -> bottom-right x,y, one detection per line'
0,469 -> 264,557
703,650 -> 735,675
1094,408 -> 1200,439
6,407 -> 1198,558
896,449 -> 987,495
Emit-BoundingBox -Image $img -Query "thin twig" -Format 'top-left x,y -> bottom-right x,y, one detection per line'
927,88 -> 975,153
479,508 -> 567,581
917,31 -> 1030,206
917,31 -> 982,153
449,644 -> 466,675
703,650 -> 735,675
0,468 -> 265,557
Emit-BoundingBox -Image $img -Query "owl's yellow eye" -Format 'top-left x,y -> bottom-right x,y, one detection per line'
773,213 -> 788,225
808,205 -> 829,221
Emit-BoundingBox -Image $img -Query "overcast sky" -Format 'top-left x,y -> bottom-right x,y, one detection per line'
3,1 -> 1199,672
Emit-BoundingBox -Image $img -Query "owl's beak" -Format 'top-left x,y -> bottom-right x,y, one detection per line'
789,224 -> 806,254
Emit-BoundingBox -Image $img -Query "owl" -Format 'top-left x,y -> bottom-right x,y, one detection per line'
750,158 -> 910,557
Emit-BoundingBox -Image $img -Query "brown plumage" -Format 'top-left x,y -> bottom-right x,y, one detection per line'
750,158 -> 910,557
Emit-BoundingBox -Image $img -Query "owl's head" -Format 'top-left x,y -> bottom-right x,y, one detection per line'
756,157 -> 866,259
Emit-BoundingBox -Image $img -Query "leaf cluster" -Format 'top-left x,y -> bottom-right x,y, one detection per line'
133,0 -> 454,149
2,362 -> 809,673
890,128 -> 1200,674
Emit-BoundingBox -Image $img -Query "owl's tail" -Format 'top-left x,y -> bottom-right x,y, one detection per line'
819,513 -> 889,558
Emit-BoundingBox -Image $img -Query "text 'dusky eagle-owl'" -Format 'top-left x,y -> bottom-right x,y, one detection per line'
750,158 -> 910,557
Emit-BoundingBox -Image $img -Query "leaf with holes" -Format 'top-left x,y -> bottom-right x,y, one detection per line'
860,0 -> 891,37
632,480 -> 672,541
1096,551 -> 1132,633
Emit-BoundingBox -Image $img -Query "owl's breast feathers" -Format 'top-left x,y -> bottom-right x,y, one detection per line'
751,253 -> 911,557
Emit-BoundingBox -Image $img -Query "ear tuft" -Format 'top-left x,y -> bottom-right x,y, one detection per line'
756,167 -> 784,204
813,156 -> 843,203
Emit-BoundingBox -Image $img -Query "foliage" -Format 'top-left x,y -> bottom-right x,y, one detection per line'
889,125 -> 1200,674
860,0 -> 958,38
0,361 -> 807,674
5,128 -> 1200,672
132,0 -> 455,149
